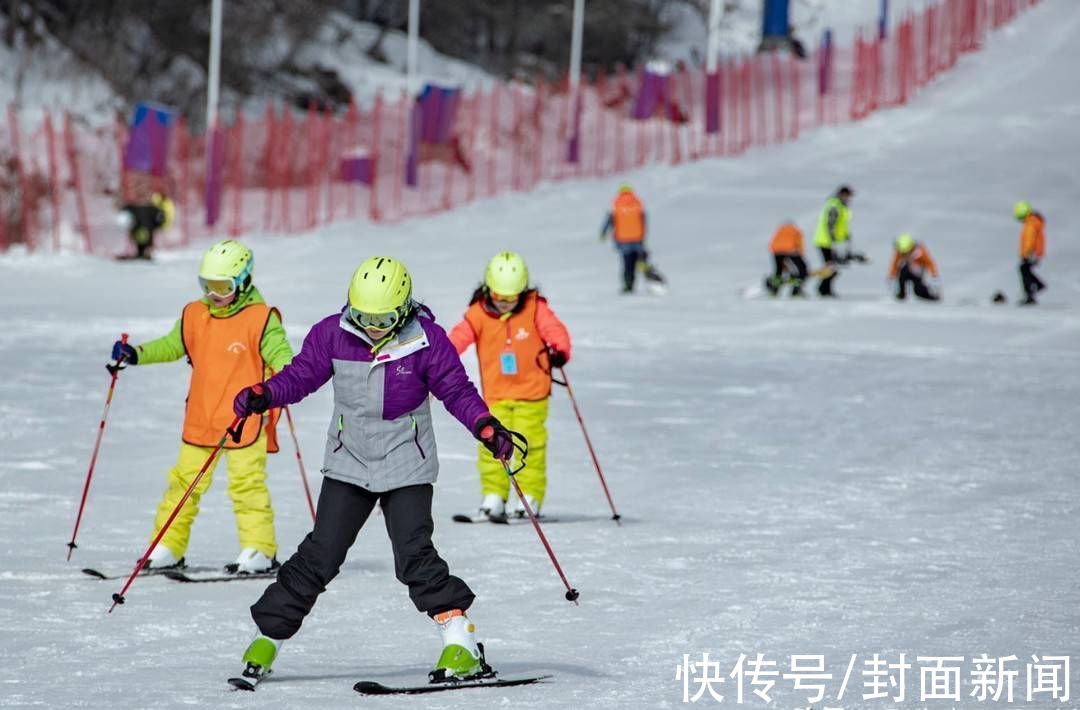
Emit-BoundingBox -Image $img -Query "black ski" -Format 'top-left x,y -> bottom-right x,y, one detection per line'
489,513 -> 558,525
81,565 -> 216,581
354,674 -> 551,695
163,570 -> 278,584
453,513 -> 558,525
227,669 -> 271,691
452,513 -> 488,524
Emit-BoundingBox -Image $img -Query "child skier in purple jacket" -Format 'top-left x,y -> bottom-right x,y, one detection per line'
227,257 -> 517,690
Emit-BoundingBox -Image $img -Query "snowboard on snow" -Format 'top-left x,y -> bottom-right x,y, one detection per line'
354,674 -> 552,695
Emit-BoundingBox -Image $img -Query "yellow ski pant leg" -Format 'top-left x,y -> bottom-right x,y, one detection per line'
152,440 -> 222,558
224,432 -> 276,558
478,401 -> 514,501
151,431 -> 275,559
476,399 -> 549,506
510,399 -> 549,506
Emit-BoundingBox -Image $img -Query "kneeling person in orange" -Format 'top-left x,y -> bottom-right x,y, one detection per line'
449,252 -> 571,520
887,233 -> 940,301
765,221 -> 809,297
108,240 -> 293,573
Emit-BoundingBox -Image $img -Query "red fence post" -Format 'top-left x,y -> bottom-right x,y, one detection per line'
63,113 -> 92,252
8,106 -> 31,248
43,113 -> 62,251
369,93 -> 382,221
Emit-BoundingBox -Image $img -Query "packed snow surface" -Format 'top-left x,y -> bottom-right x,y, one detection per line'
1,2 -> 1078,708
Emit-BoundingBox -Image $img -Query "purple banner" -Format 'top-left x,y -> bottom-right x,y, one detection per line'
123,102 -> 175,177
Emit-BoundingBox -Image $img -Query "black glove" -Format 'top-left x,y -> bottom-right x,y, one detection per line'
233,384 -> 273,418
546,347 -> 568,369
108,340 -> 138,371
473,415 -> 515,462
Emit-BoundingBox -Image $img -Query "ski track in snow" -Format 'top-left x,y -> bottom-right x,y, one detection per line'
2,3 -> 1080,708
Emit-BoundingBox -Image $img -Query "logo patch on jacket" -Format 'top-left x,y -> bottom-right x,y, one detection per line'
395,364 -> 413,376
227,342 -> 247,353
514,328 -> 530,341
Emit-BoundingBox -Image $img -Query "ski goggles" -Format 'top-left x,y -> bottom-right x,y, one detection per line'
199,276 -> 238,298
348,306 -> 401,331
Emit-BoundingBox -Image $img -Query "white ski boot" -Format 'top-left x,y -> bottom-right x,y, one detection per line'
144,543 -> 184,570
225,548 -> 279,575
476,494 -> 505,522
508,494 -> 540,520
429,609 -> 492,683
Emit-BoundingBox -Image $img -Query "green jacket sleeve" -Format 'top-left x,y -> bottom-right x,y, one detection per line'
260,310 -> 294,374
135,319 -> 186,365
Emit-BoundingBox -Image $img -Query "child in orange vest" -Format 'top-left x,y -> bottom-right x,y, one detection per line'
109,240 -> 292,573
765,221 -> 809,297
600,183 -> 648,293
887,233 -> 940,301
449,252 -> 571,520
1014,200 -> 1046,305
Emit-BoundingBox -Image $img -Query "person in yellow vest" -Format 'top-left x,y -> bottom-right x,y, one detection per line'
449,252 -> 572,520
108,240 -> 293,573
600,183 -> 648,293
813,185 -> 856,297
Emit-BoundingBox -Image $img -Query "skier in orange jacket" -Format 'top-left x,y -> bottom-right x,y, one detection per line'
1014,200 -> 1046,305
765,222 -> 809,297
449,252 -> 571,521
887,233 -> 940,301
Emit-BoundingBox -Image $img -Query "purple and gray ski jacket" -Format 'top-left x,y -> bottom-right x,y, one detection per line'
262,306 -> 490,492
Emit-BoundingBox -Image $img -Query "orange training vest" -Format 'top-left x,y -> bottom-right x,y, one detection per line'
180,301 -> 278,450
612,193 -> 645,243
464,291 -> 552,403
769,224 -> 803,254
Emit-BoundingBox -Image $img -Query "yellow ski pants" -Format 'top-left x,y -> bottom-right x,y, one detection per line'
479,398 -> 549,506
151,430 -> 276,559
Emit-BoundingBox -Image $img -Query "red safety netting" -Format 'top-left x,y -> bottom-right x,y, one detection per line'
0,0 -> 1040,254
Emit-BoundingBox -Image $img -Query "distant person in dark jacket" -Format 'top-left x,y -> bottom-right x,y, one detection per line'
118,192 -> 174,260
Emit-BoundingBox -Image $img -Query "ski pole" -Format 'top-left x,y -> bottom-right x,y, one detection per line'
502,459 -> 579,605
67,332 -> 129,560
282,405 -> 316,521
487,428 -> 579,605
553,366 -> 622,524
108,414 -> 245,612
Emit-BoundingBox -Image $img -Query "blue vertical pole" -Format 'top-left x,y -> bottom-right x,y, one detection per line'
762,0 -> 791,40
879,0 -> 889,39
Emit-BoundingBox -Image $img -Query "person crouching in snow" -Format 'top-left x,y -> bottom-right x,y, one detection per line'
888,233 -> 940,301
230,256 -> 518,688
449,252 -> 571,521
107,239 -> 292,574
765,221 -> 810,297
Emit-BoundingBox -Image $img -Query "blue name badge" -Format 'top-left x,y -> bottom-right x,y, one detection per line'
500,351 -> 518,375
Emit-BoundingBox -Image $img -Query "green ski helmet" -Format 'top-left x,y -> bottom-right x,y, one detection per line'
347,256 -> 413,330
484,251 -> 529,298
1013,200 -> 1032,220
895,233 -> 916,254
198,239 -> 253,298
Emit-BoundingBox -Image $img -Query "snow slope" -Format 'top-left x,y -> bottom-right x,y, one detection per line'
1,2 -> 1078,708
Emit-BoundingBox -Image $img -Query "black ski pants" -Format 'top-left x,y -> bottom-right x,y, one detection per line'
817,247 -> 838,296
616,241 -> 646,292
251,477 -> 475,640
896,265 -> 938,301
1019,259 -> 1045,298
